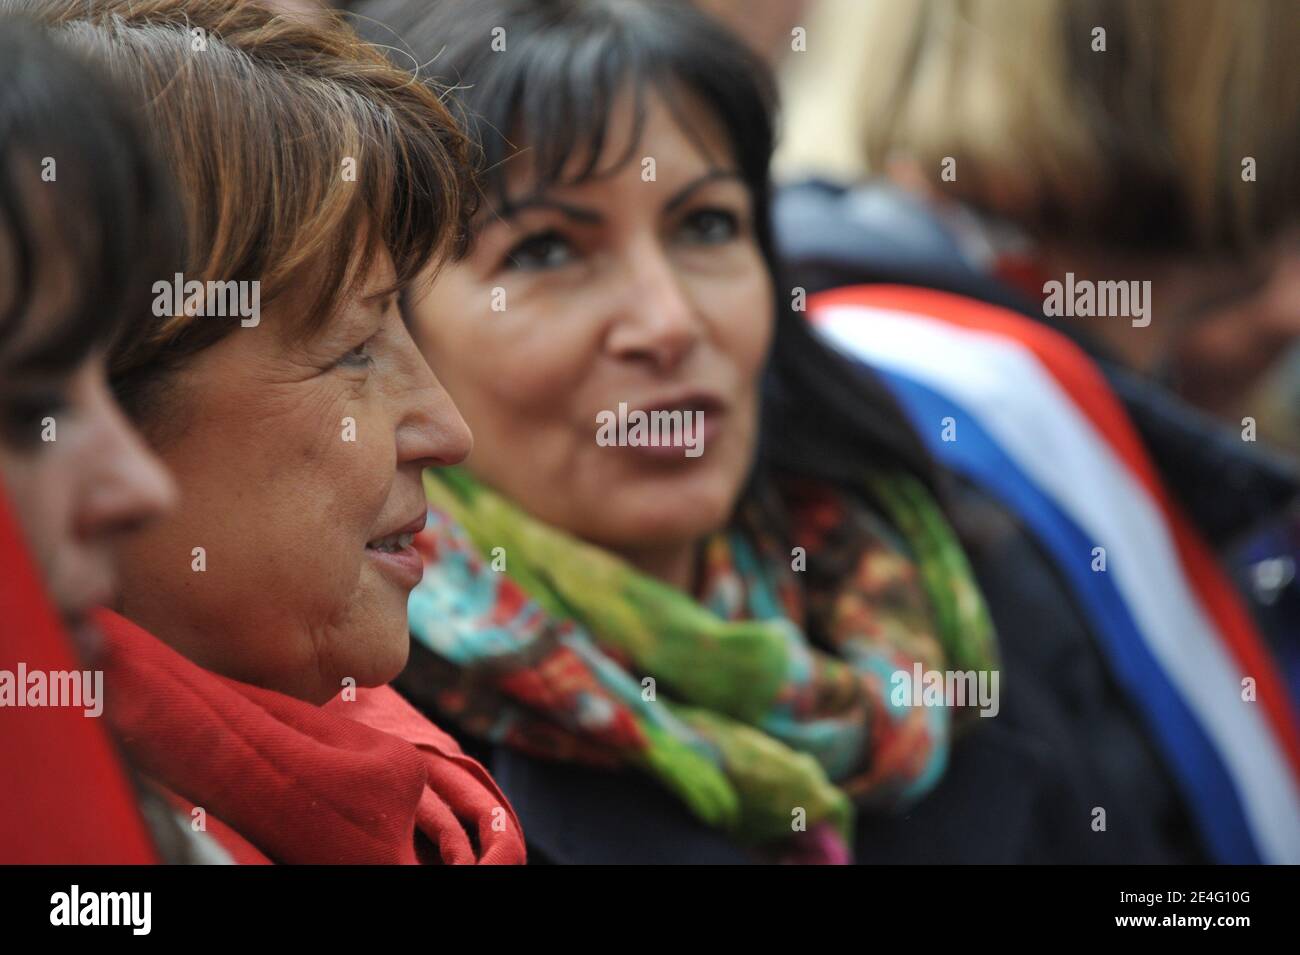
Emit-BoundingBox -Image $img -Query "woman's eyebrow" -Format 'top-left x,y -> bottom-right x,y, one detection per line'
488,168 -> 745,226
358,288 -> 399,312
663,169 -> 744,214
493,196 -> 603,225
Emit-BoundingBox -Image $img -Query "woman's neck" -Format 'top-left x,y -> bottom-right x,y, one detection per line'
618,541 -> 701,595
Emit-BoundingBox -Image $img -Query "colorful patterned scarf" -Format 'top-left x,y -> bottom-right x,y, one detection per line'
404,466 -> 996,862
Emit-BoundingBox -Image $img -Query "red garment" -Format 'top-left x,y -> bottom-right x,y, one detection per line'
0,493 -> 158,863
96,608 -> 527,864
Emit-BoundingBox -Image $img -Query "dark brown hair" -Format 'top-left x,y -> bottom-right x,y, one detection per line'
351,0 -> 938,487
0,17 -> 178,377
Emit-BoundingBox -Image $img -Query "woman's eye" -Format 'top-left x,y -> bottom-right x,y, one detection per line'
678,208 -> 740,246
504,231 -> 575,271
336,340 -> 374,370
1,389 -> 70,449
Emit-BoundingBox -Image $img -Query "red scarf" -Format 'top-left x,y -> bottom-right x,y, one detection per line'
95,609 -> 526,864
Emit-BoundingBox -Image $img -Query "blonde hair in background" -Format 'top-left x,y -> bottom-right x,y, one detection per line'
772,0 -> 879,181
855,0 -> 1300,256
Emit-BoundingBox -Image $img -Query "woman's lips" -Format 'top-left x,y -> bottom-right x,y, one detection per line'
365,512 -> 427,589
600,389 -> 728,463
365,542 -> 424,589
622,409 -> 723,461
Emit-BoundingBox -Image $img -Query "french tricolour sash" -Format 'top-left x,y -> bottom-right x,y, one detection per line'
810,285 -> 1300,864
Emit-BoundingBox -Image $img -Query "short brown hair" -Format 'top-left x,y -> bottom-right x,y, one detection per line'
7,0 -> 476,413
858,0 -> 1300,257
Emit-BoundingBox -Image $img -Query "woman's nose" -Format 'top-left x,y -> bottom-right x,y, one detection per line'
394,333 -> 473,469
606,243 -> 703,372
77,385 -> 176,543
399,384 -> 473,469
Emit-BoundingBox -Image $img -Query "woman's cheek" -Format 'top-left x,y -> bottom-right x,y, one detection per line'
715,295 -> 775,379
0,454 -> 58,585
484,313 -> 598,409
320,401 -> 390,529
692,248 -> 772,343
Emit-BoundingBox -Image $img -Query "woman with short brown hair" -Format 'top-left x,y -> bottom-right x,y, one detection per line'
6,0 -> 524,863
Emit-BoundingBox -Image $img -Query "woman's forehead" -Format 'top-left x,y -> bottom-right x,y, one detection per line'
498,91 -> 736,202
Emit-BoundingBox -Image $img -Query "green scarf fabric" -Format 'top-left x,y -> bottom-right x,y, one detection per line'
406,466 -> 997,860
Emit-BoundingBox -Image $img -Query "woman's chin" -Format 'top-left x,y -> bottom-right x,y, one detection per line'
598,495 -> 736,554
317,612 -> 412,701
358,626 -> 413,689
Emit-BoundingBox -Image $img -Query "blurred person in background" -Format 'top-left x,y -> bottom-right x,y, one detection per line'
0,21 -> 177,659
0,18 -> 184,863
773,0 -> 1300,862
703,1 -> 1300,455
779,0 -> 1300,500
853,0 -> 1300,443
775,0 -> 1300,690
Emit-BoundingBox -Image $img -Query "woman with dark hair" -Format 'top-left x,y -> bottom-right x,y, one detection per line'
0,18 -> 180,862
346,0 -> 1071,864
352,0 -> 1300,864
0,18 -> 178,634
